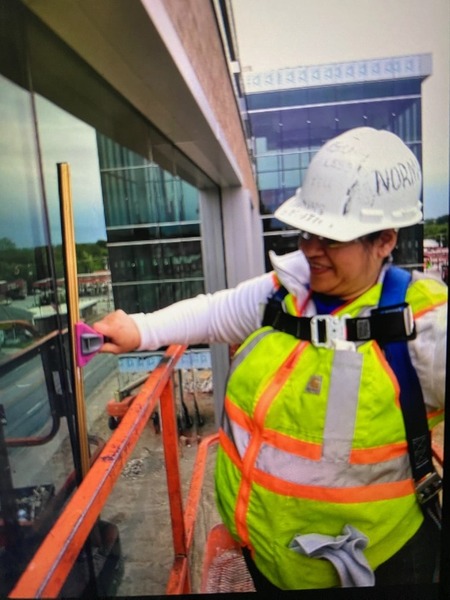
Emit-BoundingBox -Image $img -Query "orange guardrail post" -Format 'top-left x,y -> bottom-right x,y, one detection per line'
165,433 -> 219,595
160,379 -> 188,559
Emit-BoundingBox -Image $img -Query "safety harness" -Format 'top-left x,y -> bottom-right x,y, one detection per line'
262,266 -> 442,527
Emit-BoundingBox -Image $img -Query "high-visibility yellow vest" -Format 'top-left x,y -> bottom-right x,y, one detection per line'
215,276 -> 446,589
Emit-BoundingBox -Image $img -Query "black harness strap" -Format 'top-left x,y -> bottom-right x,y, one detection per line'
378,267 -> 441,527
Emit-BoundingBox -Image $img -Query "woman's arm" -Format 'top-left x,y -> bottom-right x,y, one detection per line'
94,271 -> 277,353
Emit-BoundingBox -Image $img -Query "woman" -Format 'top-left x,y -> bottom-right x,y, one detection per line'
94,128 -> 447,589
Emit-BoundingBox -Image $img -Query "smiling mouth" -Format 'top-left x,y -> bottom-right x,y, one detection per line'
309,262 -> 330,274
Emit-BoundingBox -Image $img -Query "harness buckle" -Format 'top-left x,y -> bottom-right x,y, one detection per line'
416,471 -> 442,505
371,302 -> 416,341
403,304 -> 415,338
310,315 -> 348,348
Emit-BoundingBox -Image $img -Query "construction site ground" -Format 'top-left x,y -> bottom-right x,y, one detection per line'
86,368 -> 229,597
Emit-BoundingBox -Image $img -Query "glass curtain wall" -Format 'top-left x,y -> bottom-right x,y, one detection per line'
0,2 -> 217,595
247,80 -> 424,270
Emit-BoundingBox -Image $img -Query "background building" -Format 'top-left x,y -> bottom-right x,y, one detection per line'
243,54 -> 431,270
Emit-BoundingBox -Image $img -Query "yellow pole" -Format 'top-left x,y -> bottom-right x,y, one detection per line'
57,162 -> 90,478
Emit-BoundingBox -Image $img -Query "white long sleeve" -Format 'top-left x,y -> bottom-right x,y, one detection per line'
408,299 -> 447,411
130,272 -> 276,349
130,250 -> 310,350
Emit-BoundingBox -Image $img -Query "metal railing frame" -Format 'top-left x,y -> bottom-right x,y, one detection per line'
9,343 -> 211,598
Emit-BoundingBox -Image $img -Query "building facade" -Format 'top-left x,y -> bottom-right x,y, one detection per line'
243,54 -> 431,270
0,1 -> 260,595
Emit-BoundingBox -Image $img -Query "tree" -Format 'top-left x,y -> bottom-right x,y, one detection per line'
424,216 -> 449,247
0,237 -> 16,251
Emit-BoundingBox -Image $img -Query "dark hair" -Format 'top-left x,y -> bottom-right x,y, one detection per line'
361,230 -> 396,264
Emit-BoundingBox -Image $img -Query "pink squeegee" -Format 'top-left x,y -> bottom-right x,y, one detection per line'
75,322 -> 104,367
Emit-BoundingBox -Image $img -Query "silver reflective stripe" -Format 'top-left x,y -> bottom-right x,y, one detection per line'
323,350 -> 363,462
227,329 -> 275,380
232,423 -> 250,458
222,406 -> 252,458
255,442 -> 411,487
222,421 -> 411,487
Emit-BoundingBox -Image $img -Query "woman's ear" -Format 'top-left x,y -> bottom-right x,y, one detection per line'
376,229 -> 398,258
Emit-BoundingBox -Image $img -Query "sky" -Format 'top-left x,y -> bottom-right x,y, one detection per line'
231,0 -> 450,219
0,75 -> 107,248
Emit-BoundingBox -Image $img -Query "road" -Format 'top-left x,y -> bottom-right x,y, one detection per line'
1,352 -> 117,440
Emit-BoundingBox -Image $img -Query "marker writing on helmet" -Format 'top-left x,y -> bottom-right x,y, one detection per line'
375,160 -> 420,195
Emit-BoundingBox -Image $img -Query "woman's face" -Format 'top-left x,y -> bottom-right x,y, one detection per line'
299,230 -> 398,299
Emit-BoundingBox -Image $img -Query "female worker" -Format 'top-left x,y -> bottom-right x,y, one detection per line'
94,127 -> 447,590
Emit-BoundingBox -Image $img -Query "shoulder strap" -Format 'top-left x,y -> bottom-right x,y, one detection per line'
380,267 -> 441,525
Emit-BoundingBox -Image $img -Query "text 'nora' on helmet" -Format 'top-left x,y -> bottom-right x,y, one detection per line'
274,127 -> 423,241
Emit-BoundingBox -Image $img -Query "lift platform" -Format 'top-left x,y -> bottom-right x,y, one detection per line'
7,339 -> 444,597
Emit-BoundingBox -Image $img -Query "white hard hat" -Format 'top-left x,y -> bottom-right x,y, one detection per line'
274,127 -> 423,241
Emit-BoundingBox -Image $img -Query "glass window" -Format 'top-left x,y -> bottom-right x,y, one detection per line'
98,134 -> 204,313
282,152 -> 300,170
0,70 -> 84,598
257,171 -> 281,191
282,170 -> 301,189
256,154 -> 279,172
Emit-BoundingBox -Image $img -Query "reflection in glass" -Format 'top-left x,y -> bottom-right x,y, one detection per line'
98,135 -> 205,314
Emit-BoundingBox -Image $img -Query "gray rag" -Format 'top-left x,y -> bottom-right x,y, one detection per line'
289,524 -> 375,587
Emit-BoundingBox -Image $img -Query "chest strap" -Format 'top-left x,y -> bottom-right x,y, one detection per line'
262,297 -> 415,348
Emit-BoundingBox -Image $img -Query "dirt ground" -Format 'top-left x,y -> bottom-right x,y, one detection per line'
88,369 -> 227,597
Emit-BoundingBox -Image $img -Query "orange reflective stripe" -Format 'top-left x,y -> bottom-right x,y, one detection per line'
428,408 -> 444,421
350,441 -> 408,464
219,428 -> 242,467
297,290 -> 312,316
372,343 -> 400,408
253,468 -> 415,503
224,396 -> 253,431
263,428 -> 322,461
225,399 -> 323,461
234,342 -> 308,544
413,298 -> 447,319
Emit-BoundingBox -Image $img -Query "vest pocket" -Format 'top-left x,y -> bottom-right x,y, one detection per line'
267,538 -> 341,589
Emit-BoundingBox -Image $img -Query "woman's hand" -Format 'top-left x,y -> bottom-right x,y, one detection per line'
93,309 -> 141,354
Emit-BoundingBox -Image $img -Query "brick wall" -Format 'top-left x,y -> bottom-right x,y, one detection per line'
163,0 -> 258,203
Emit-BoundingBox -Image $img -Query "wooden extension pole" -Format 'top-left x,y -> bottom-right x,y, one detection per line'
57,162 -> 90,478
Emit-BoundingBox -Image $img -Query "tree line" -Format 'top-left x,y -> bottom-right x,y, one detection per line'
424,215 -> 448,246
0,238 -> 108,292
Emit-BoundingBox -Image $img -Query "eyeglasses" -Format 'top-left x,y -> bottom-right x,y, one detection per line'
298,231 -> 360,249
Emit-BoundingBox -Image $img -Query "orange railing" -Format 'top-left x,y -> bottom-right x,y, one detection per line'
9,343 -> 214,598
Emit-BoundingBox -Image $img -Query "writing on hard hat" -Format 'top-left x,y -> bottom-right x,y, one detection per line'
274,127 -> 423,242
